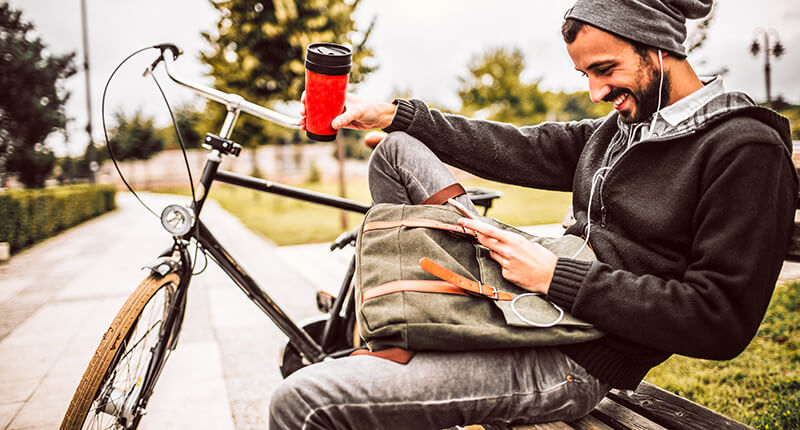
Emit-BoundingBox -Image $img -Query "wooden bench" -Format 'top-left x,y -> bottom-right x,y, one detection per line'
497,381 -> 753,429
463,381 -> 754,429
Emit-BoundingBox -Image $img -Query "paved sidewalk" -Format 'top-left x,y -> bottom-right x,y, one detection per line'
0,192 -> 342,429
2,192 -> 799,429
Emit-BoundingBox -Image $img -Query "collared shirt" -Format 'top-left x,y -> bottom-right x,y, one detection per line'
605,76 -> 737,167
657,76 -> 725,129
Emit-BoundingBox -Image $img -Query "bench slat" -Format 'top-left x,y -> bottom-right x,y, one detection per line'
591,397 -> 669,430
605,382 -> 754,430
566,414 -> 617,430
512,421 -> 577,430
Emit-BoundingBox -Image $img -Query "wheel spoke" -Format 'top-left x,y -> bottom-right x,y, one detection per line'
63,275 -> 180,430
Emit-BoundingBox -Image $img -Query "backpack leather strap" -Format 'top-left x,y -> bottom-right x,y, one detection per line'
350,347 -> 415,364
420,183 -> 466,205
362,219 -> 473,236
361,261 -> 513,302
419,257 -> 513,301
362,280 -> 470,301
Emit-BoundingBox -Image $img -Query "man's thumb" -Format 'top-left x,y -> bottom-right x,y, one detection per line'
331,112 -> 349,129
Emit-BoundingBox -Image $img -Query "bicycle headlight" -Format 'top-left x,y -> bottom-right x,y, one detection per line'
160,204 -> 195,236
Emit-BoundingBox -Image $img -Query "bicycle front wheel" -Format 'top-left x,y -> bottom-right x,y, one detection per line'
61,272 -> 182,430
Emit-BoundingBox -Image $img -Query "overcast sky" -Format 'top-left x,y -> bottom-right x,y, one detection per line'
16,0 -> 800,156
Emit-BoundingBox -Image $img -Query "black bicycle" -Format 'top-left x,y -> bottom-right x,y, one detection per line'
60,44 -> 501,429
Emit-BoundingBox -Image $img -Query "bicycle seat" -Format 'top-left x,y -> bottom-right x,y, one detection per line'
466,187 -> 503,215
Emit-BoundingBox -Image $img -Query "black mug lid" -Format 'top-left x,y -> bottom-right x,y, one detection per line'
306,43 -> 352,66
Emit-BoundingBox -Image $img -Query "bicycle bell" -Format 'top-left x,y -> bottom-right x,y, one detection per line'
160,204 -> 195,236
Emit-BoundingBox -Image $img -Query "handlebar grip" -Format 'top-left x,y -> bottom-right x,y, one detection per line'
152,43 -> 182,60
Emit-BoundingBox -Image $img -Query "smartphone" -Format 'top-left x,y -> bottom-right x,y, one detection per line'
447,198 -> 477,220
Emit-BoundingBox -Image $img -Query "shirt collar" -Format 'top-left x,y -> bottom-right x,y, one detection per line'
657,76 -> 725,127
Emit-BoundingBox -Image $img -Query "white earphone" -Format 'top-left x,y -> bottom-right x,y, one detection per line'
649,49 -> 664,137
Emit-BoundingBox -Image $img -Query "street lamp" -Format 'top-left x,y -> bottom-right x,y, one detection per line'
750,28 -> 785,108
80,0 -> 96,183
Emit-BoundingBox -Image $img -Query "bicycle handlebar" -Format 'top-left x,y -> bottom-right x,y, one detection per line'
157,45 -> 301,130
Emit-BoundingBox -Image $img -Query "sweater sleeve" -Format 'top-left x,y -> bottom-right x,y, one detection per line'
548,141 -> 798,360
385,99 -> 606,192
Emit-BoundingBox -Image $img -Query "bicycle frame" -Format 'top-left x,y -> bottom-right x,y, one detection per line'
186,151 -> 370,365
134,47 -> 372,406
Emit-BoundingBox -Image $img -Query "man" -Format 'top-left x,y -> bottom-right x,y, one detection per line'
270,0 -> 798,428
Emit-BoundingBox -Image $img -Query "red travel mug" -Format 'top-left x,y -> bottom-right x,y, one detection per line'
304,43 -> 352,141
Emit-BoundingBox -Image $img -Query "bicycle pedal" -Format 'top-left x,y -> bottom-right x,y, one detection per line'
315,291 -> 335,313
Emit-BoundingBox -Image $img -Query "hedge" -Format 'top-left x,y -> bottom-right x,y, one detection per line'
0,184 -> 117,253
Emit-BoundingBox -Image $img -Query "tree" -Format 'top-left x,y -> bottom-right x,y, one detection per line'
458,46 -> 611,124
686,5 -> 715,54
458,47 -> 548,126
108,111 -> 164,162
159,104 -> 208,150
545,90 -> 611,121
76,143 -> 107,179
0,3 -> 76,188
201,0 -> 376,150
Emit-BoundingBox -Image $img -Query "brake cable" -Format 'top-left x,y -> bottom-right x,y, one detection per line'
101,44 -> 205,270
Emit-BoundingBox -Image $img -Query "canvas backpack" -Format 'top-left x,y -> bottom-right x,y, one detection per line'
355,203 -> 604,352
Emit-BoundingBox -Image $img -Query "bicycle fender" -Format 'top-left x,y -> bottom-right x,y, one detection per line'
142,256 -> 181,277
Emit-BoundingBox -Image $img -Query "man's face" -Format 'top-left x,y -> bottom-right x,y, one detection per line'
566,25 -> 667,123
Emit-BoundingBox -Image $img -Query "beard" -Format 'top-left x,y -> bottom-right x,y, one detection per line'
605,56 -> 671,124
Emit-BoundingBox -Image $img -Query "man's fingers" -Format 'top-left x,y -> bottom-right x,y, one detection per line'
364,131 -> 386,147
489,250 -> 507,265
458,218 -> 509,241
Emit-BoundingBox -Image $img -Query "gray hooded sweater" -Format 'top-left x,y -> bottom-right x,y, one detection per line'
384,94 -> 798,389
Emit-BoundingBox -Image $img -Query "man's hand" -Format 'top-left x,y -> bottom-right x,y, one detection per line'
299,92 -> 396,134
458,218 -> 558,294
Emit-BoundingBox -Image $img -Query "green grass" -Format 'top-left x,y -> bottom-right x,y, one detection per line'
160,178 -> 571,246
645,281 -> 800,429
205,181 -> 371,246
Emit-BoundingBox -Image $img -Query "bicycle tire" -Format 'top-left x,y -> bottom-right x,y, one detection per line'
61,272 -> 181,430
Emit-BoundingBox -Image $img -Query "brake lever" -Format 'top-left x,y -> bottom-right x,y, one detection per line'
143,43 -> 183,77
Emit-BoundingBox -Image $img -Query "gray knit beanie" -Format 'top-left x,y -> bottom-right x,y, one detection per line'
565,0 -> 713,58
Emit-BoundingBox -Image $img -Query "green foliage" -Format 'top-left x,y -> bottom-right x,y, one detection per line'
686,4 -> 715,54
777,104 -> 800,140
201,0 -> 376,148
338,128 -> 371,160
56,156 -> 77,184
0,184 -> 116,253
8,145 -> 56,188
306,160 -> 321,184
107,111 -> 165,162
77,143 -> 107,179
159,104 -> 211,149
458,47 -> 610,125
458,47 -> 548,126
0,3 -> 76,188
544,90 -> 611,121
646,281 -> 800,429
